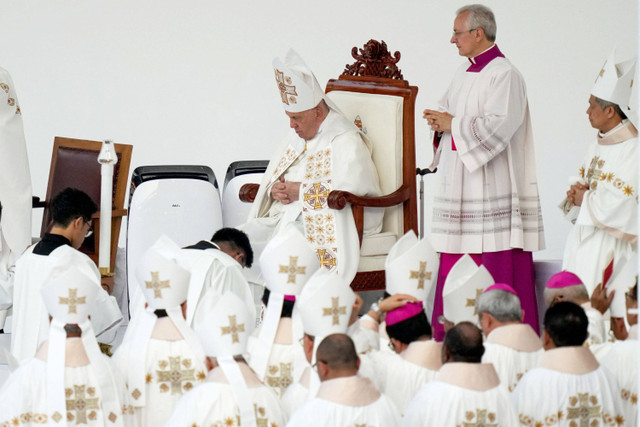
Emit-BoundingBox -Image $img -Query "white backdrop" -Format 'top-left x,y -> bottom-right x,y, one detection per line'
0,0 -> 637,260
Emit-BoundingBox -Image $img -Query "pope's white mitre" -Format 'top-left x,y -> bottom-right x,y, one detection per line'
137,235 -> 190,310
297,269 -> 355,339
41,266 -> 99,324
592,50 -> 637,110
273,49 -> 325,113
195,291 -> 253,358
260,223 -> 320,296
385,230 -> 439,301
442,254 -> 494,324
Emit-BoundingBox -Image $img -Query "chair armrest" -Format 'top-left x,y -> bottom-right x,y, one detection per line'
32,196 -> 46,208
327,185 -> 412,210
239,183 -> 260,203
91,209 -> 128,219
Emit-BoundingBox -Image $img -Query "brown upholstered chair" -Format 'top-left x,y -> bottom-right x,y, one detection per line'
33,137 -> 133,277
241,40 -> 419,292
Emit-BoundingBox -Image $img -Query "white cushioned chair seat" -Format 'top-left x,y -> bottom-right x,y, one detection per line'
360,232 -> 397,257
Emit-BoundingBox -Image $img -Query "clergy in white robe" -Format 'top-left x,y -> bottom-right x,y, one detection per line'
0,264 -> 134,426
424,4 -> 544,341
476,283 -> 543,391
112,237 -> 207,426
0,66 -> 32,328
167,291 -> 285,427
512,301 -> 625,425
241,49 -> 382,284
544,271 -> 609,347
562,52 -> 637,295
403,322 -> 518,426
11,188 -> 122,361
287,334 -> 400,426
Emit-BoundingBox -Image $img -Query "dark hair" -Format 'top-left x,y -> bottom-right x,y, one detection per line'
385,311 -> 432,344
594,96 -> 628,120
544,301 -> 588,347
443,321 -> 484,363
211,227 -> 254,268
262,288 -> 295,318
317,333 -> 358,370
50,188 -> 98,227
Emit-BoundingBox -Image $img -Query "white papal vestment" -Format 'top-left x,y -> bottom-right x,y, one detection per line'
287,375 -> 400,427
562,121 -> 638,294
482,323 -> 543,392
402,363 -> 518,426
166,362 -> 285,427
512,346 -> 625,426
112,317 -> 207,426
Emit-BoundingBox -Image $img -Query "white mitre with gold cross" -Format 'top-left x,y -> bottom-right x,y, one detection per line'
41,266 -> 125,427
273,49 -> 325,113
442,254 -> 494,325
592,49 -> 637,110
385,230 -> 439,301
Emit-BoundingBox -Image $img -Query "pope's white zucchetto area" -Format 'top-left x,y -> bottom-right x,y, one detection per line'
0,2 -> 638,426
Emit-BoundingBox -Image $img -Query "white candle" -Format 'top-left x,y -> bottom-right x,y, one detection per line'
97,140 -> 118,276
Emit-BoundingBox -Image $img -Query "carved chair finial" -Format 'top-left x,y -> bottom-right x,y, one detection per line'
342,39 -> 403,80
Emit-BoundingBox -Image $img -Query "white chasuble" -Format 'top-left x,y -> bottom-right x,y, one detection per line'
287,375 -> 401,427
112,319 -> 207,427
482,323 -> 543,392
402,363 -> 518,426
562,121 -> 638,294
244,110 -> 382,282
165,363 -> 285,427
512,346 -> 625,426
0,351 -> 135,426
11,245 -> 122,361
430,56 -> 544,253
600,326 -> 638,426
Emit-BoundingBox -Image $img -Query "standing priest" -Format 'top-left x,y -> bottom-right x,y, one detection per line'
424,4 -> 545,340
241,49 -> 382,285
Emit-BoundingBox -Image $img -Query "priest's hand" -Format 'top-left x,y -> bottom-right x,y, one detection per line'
567,182 -> 589,206
378,294 -> 420,313
423,109 -> 453,133
271,178 -> 301,204
349,294 -> 363,326
590,283 -> 614,314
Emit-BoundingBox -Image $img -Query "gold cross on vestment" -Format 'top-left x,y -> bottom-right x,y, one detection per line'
567,393 -> 602,426
59,288 -> 87,314
322,296 -> 347,326
278,256 -> 306,284
465,288 -> 484,315
275,69 -> 298,105
265,363 -> 293,397
304,183 -> 330,210
220,314 -> 245,343
317,249 -> 337,270
145,271 -> 170,298
409,261 -> 432,290
66,385 -> 100,424
462,409 -> 498,427
156,356 -> 196,395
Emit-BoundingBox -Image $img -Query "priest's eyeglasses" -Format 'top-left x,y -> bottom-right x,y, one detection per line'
84,220 -> 94,238
452,28 -> 478,38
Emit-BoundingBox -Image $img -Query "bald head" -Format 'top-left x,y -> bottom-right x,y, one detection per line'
316,333 -> 358,370
442,321 -> 485,364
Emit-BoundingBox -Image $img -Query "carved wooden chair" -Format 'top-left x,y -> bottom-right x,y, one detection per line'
33,137 -> 133,277
241,40 -> 418,291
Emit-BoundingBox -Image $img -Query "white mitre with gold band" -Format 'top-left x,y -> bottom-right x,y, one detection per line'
592,49 -> 637,110
273,49 -> 325,113
127,235 -> 205,408
442,254 -> 494,325
41,266 -> 125,427
251,223 -> 320,380
195,291 -> 257,427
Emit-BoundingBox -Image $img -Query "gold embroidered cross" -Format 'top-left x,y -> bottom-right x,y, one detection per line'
156,356 -> 195,395
462,409 -> 497,427
465,288 -> 484,315
59,288 -> 87,314
278,256 -> 306,284
409,261 -> 432,290
317,249 -> 337,270
322,297 -> 347,326
595,61 -> 606,82
220,314 -> 245,343
254,404 -> 269,427
304,183 -> 330,210
145,271 -> 170,298
586,156 -> 604,183
66,385 -> 99,424
265,363 -> 293,397
275,69 -> 297,105
567,393 -> 602,426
